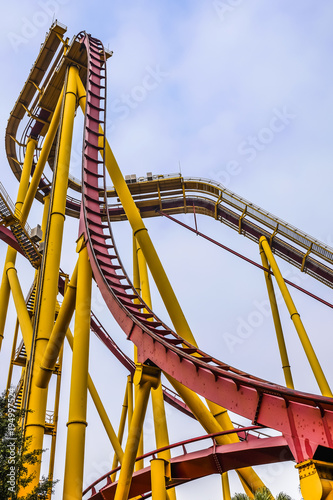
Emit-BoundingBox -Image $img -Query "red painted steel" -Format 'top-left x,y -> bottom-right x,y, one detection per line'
0,226 -> 26,256
83,431 -> 292,499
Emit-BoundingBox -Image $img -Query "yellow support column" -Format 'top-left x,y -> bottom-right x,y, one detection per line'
0,137 -> 36,350
35,261 -> 78,388
65,328 -> 124,464
114,364 -> 160,500
23,65 -> 78,494
151,458 -> 168,500
15,138 -> 38,217
20,89 -> 64,226
111,383 -> 129,480
5,263 -> 33,355
63,237 -> 92,500
135,236 -> 176,499
296,460 -> 333,500
222,472 -> 231,500
259,244 -> 294,389
167,377 -> 265,496
260,236 -> 332,397
133,236 -> 144,471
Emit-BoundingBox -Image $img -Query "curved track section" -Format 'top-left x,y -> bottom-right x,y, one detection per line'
84,432 -> 292,499
77,35 -> 333,477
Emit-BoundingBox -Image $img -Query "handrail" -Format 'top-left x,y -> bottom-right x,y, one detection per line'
82,425 -> 265,496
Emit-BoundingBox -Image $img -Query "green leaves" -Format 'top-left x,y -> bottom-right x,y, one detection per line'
0,391 -> 57,500
231,487 -> 293,500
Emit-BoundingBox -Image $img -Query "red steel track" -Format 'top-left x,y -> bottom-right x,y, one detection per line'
84,430 -> 292,499
75,33 -> 333,497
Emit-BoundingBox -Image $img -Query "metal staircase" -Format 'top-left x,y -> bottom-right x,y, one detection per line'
0,182 -> 41,268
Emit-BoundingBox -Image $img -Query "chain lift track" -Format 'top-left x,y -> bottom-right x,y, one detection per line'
2,22 -> 333,500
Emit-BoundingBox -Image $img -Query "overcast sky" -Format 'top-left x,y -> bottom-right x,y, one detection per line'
1,2 -> 333,499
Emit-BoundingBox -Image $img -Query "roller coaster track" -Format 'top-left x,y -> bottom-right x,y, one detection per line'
2,23 -> 333,499
84,430 -> 292,499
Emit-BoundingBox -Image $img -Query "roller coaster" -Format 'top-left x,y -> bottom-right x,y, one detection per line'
1,22 -> 333,499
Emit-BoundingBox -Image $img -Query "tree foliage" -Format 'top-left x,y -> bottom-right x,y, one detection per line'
231,487 -> 293,500
0,391 -> 56,499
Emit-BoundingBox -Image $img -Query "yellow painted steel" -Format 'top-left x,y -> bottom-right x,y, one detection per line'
114,364 -> 160,500
111,383 -> 129,481
35,260 -> 78,388
20,88 -> 64,226
0,138 -> 36,350
0,246 -> 17,350
15,138 -> 37,216
24,66 -> 78,494
259,245 -> 294,389
133,238 -> 144,471
6,319 -> 20,392
63,238 -> 92,500
41,194 -> 51,242
5,263 -> 33,354
222,472 -> 231,500
296,460 -> 333,500
127,374 -> 134,426
65,328 -> 124,464
151,458 -> 168,500
167,376 -> 266,494
135,236 -> 176,500
48,344 -> 63,489
260,236 -> 332,397
136,238 -> 152,310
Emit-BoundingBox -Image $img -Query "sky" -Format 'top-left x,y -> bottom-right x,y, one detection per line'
1,1 -> 333,499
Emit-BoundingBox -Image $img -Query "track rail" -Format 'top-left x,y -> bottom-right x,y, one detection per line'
83,430 -> 292,499
76,34 -> 333,477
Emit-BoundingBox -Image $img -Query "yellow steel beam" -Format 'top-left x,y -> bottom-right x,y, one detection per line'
133,236 -> 144,470
65,327 -> 124,464
5,263 -> 32,355
260,236 -> 332,397
151,458 -> 168,500
0,246 -> 17,350
259,244 -> 294,389
114,364 -> 160,500
222,472 -> 231,500
35,260 -> 78,388
0,138 -> 37,350
167,376 -> 266,495
20,87 -> 64,226
296,460 -> 333,500
135,236 -> 176,500
6,319 -> 20,392
24,66 -> 78,494
111,381 -> 129,481
15,138 -> 37,217
63,237 -> 92,500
